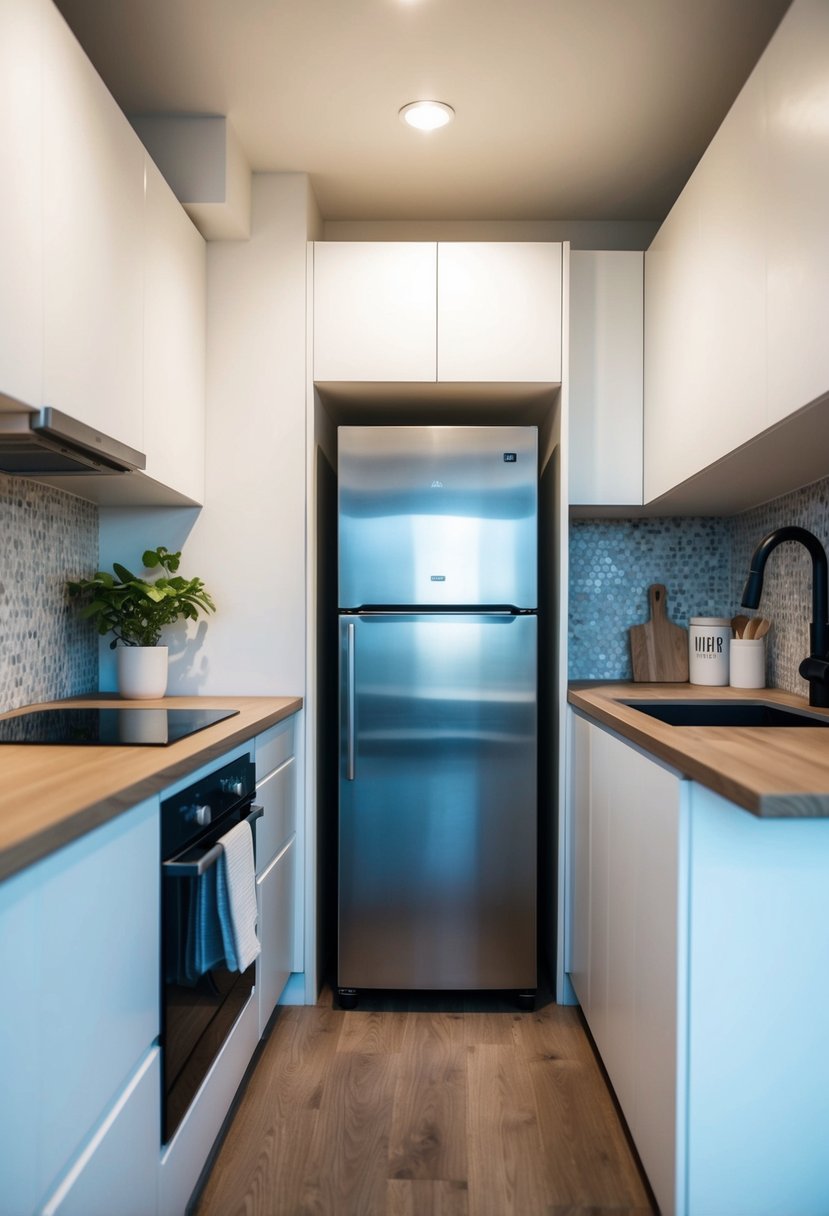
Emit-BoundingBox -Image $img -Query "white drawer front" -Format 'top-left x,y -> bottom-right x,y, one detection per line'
255,716 -> 295,781
257,837 -> 296,1035
255,757 -> 296,875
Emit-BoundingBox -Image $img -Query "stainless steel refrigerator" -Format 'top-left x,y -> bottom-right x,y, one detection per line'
337,425 -> 537,1003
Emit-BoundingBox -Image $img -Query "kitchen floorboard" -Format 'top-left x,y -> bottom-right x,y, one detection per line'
193,992 -> 656,1216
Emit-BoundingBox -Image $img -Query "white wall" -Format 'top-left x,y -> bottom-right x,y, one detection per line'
100,173 -> 315,697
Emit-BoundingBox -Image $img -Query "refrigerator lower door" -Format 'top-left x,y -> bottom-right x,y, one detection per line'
338,612 -> 537,991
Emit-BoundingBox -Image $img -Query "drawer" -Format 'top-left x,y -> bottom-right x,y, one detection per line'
255,716 -> 295,781
42,1048 -> 160,1216
255,757 -> 296,875
256,837 -> 296,1036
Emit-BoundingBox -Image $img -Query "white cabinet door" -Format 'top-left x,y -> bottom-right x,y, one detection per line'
644,2 -> 829,505
570,720 -> 685,1216
313,242 -> 437,382
143,154 -> 206,503
437,242 -> 562,382
643,190 -> 705,503
568,712 -> 591,1009
765,0 -> 829,427
692,66 -> 767,468
0,796 -> 159,1213
685,783 -> 829,1216
256,836 -> 296,1035
0,0 -> 44,410
42,0 -> 144,451
42,1049 -> 160,1216
569,251 -> 643,506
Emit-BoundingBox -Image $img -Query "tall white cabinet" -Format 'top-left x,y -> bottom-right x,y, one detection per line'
568,250 -> 643,506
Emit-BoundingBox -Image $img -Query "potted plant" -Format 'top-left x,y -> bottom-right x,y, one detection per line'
67,546 -> 216,699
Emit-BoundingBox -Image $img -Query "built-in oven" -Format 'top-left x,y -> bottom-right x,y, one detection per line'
160,754 -> 260,1143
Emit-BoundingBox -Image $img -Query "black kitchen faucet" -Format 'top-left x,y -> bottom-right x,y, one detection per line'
741,525 -> 829,707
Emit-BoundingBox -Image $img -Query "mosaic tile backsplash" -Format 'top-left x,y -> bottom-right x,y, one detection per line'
569,517 -> 731,681
570,474 -> 829,698
730,478 -> 829,699
0,474 -> 99,713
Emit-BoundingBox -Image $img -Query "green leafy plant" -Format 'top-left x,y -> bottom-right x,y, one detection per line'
67,546 -> 216,648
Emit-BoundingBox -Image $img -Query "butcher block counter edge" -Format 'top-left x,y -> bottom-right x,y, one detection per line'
568,682 -> 829,819
0,694 -> 303,882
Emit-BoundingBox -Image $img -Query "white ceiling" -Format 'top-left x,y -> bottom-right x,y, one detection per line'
55,0 -> 791,224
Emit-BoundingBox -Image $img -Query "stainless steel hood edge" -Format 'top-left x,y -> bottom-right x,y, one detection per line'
0,407 -> 146,475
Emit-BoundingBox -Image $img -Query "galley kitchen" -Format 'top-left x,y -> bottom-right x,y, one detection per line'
5,2 -> 829,1215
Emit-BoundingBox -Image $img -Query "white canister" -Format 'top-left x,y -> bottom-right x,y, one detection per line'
729,638 -> 766,689
689,617 -> 731,686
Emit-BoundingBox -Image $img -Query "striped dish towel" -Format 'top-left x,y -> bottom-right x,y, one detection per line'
216,819 -> 261,972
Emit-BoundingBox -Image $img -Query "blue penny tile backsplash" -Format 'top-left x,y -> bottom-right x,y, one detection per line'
730,477 -> 829,699
1,461 -> 827,712
0,473 -> 98,713
569,517 -> 731,680
570,474 -> 829,697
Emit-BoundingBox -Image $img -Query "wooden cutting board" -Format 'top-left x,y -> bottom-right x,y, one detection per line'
629,584 -> 689,682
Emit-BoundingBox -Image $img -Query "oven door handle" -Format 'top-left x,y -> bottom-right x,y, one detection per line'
163,804 -> 263,878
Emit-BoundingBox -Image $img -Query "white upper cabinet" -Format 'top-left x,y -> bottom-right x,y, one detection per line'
437,242 -> 562,382
313,242 -> 437,382
765,0 -> 829,426
143,155 -> 206,503
645,69 -> 767,504
644,0 -> 829,505
313,240 -> 562,385
42,0 -> 145,453
569,250 -> 643,506
0,0 -> 44,410
0,0 -> 206,504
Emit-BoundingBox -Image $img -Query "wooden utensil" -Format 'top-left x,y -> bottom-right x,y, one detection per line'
753,618 -> 771,639
731,614 -> 749,639
743,617 -> 760,639
629,584 -> 689,682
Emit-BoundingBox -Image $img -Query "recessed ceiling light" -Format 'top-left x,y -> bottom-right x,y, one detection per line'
399,101 -> 455,131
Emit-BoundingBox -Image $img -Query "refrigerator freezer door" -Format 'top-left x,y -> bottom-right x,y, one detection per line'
338,612 -> 537,991
338,426 -> 538,609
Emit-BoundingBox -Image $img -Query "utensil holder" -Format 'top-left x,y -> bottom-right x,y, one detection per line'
729,638 -> 766,689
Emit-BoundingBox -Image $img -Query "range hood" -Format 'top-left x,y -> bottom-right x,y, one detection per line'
0,408 -> 146,475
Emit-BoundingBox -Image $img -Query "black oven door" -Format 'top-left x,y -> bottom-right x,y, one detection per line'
161,802 -> 262,1143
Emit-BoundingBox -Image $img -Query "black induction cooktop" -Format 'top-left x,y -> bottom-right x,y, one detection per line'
0,707 -> 240,746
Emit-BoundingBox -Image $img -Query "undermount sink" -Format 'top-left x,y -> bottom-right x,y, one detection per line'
622,700 -> 829,728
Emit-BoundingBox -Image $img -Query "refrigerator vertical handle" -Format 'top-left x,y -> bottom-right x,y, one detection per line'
346,621 -> 356,780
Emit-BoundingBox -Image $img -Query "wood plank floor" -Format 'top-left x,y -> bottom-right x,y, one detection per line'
194,990 -> 656,1216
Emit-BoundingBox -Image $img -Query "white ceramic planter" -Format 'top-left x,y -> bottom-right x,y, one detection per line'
116,646 -> 168,700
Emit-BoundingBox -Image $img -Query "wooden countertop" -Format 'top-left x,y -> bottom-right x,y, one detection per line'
0,694 -> 302,882
568,682 -> 829,819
